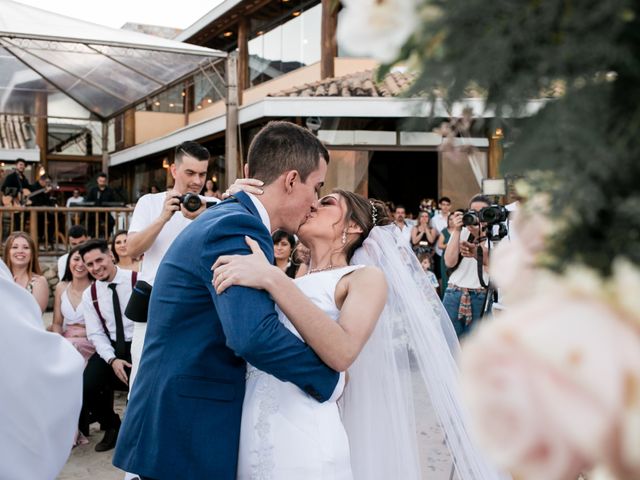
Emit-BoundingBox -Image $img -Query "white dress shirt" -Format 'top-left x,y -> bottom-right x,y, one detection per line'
81,267 -> 136,363
246,192 -> 345,402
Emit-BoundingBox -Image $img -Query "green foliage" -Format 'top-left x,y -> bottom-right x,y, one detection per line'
389,0 -> 640,275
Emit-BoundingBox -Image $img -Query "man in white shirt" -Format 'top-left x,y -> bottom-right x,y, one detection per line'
0,260 -> 83,479
79,239 -> 136,452
58,224 -> 89,280
393,205 -> 413,248
431,196 -> 452,280
66,188 -> 85,207
431,196 -> 452,234
125,141 -> 216,392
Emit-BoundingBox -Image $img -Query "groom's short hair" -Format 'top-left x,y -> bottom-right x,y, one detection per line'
247,121 -> 329,186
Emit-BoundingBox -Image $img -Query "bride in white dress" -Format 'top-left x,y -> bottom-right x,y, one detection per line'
213,190 -> 506,480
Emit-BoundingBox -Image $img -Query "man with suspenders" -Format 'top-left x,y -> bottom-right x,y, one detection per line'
79,239 -> 137,452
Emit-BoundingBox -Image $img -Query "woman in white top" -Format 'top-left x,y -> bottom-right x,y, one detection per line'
443,195 -> 491,338
4,231 -> 49,313
52,245 -> 95,361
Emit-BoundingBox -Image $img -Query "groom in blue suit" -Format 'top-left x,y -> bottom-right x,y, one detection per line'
113,122 -> 342,480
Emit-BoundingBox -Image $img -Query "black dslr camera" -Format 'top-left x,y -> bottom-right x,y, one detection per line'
175,192 -> 218,212
462,205 -> 509,241
462,205 -> 509,226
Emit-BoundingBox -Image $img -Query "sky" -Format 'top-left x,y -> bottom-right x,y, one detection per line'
16,0 -> 225,30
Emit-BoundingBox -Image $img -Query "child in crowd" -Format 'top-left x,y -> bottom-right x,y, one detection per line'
419,252 -> 440,294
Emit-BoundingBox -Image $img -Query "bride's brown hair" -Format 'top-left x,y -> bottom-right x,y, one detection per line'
333,189 -> 391,263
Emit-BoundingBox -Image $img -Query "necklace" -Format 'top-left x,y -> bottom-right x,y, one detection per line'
307,264 -> 348,275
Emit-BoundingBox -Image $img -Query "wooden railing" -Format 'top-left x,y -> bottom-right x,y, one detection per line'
0,206 -> 135,254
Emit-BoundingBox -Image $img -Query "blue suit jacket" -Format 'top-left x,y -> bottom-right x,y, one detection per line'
113,192 -> 339,479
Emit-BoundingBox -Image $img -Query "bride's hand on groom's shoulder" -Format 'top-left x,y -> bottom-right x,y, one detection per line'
223,178 -> 264,198
211,236 -> 281,294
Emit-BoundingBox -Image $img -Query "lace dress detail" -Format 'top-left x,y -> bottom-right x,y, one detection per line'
237,266 -> 363,480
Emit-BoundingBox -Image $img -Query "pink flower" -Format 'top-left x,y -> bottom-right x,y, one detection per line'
460,290 -> 640,480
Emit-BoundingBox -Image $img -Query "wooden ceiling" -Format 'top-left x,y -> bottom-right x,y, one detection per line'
184,0 -> 319,51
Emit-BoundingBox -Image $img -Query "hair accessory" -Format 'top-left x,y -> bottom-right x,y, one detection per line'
370,200 -> 378,225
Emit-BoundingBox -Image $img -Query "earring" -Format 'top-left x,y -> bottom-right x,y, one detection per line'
341,230 -> 347,245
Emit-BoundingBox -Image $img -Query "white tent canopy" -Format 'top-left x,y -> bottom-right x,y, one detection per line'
0,0 -> 226,120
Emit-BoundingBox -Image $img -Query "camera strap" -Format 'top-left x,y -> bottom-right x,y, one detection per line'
476,244 -> 489,289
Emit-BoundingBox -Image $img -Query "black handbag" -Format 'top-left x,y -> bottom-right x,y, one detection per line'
125,280 -> 153,323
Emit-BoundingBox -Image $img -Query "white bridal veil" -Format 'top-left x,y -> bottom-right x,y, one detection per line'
342,225 -> 507,480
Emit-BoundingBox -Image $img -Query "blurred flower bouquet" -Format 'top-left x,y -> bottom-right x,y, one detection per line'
338,0 -> 640,478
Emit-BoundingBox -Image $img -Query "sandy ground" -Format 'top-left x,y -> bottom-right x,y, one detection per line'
47,309 -> 457,480
56,373 -> 457,480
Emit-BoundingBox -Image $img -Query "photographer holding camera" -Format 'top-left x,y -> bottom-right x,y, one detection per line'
125,141 -> 217,392
442,194 -> 492,338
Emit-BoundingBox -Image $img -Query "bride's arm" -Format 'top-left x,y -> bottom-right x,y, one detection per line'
267,266 -> 387,372
213,238 -> 387,371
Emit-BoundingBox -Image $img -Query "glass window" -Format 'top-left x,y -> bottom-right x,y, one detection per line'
248,3 -> 321,87
47,116 -> 104,156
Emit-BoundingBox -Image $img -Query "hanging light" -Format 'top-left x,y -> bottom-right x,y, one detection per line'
223,31 -> 233,37
292,10 -> 301,16
169,103 -> 175,107
162,159 -> 170,169
154,101 -> 161,107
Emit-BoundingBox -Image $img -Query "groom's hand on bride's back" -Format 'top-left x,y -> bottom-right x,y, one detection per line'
211,236 -> 279,294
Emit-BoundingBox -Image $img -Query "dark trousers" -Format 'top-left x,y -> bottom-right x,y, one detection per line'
82,343 -> 131,430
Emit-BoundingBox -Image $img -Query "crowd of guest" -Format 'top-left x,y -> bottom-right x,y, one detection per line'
384,195 -> 496,339
1,226 -> 142,452
267,194 -> 494,340
1,179 -> 493,465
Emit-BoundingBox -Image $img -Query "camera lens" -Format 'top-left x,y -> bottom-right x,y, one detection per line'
462,211 -> 479,226
181,193 -> 202,212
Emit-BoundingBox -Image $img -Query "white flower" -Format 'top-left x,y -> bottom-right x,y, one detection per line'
461,290 -> 640,480
337,0 -> 419,63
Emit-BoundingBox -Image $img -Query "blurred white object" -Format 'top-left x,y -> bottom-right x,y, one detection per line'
337,0 -> 419,63
0,260 -> 83,480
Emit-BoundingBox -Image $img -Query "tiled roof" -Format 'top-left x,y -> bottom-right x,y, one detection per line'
268,69 -> 416,98
0,116 -> 33,150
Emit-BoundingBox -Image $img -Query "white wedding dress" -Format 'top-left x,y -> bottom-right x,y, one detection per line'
236,266 -> 362,480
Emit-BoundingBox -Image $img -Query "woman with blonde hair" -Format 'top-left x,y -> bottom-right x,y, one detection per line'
4,231 -> 49,313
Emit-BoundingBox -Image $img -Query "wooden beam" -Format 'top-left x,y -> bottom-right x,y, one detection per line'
101,122 -> 109,174
237,17 -> 249,105
225,52 -> 239,187
47,154 -> 102,163
124,108 -> 136,148
321,0 -> 338,79
35,92 -> 48,174
488,129 -> 504,178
